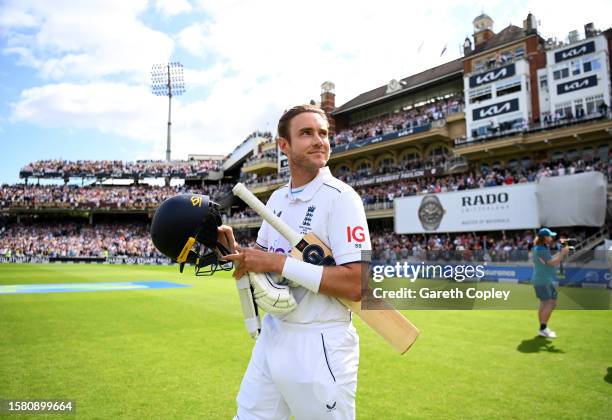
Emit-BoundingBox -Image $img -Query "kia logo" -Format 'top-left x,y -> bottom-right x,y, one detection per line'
557,75 -> 598,95
563,79 -> 590,92
469,64 -> 515,87
479,102 -> 511,118
561,45 -> 587,59
555,41 -> 595,63
476,68 -> 507,85
472,99 -> 519,121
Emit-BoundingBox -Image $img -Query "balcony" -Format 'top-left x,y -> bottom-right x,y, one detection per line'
243,175 -> 289,195
241,157 -> 278,175
227,202 -> 395,229
454,111 -> 612,157
330,105 -> 465,161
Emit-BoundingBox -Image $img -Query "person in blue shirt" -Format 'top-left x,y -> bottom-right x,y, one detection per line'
531,228 -> 570,338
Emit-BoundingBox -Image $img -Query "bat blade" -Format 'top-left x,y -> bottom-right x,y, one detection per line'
232,183 -> 420,353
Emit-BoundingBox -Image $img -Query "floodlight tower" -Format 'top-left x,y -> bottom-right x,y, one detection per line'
151,62 -> 185,161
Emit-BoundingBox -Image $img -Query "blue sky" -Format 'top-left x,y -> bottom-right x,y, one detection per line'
1,0 -> 611,184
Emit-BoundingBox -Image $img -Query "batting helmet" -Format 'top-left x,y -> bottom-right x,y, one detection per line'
150,193 -> 231,275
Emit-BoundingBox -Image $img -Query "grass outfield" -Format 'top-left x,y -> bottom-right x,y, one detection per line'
0,264 -> 611,419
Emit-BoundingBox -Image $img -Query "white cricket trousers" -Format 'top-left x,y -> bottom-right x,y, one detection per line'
235,314 -> 359,420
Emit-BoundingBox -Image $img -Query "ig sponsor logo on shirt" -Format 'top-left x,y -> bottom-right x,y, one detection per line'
347,226 -> 366,247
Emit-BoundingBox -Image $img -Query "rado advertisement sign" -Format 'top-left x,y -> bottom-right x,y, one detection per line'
469,63 -> 516,88
394,184 -> 539,234
472,98 -> 519,121
556,75 -> 598,95
554,40 -> 595,63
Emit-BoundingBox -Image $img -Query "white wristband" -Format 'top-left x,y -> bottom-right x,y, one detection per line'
282,257 -> 323,293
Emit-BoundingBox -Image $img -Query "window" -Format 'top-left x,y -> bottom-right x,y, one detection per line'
496,78 -> 522,97
500,51 -> 513,63
428,145 -> 449,158
469,86 -> 492,104
571,60 -> 581,76
574,99 -> 585,117
474,61 -> 485,72
515,47 -> 525,58
402,152 -> 420,163
539,75 -> 548,91
583,58 -> 601,73
586,94 -> 604,114
552,151 -> 563,160
554,101 -> 572,118
508,159 -> 518,168
567,149 -> 578,161
553,67 -> 569,80
472,125 -> 490,138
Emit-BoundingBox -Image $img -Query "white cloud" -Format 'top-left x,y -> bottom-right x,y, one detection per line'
4,0 -> 612,163
0,8 -> 39,29
177,23 -> 211,57
1,0 -> 174,81
155,0 -> 192,16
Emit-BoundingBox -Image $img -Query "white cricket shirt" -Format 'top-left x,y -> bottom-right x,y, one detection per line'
256,167 -> 372,324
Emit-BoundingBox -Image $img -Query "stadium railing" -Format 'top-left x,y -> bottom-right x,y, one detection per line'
455,110 -> 612,147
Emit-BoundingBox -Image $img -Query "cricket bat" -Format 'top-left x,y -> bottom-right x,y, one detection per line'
232,182 -> 419,354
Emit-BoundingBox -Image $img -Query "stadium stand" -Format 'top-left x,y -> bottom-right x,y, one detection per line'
0,221 -> 160,258
19,159 -> 222,180
332,95 -> 464,148
2,12 -> 611,272
0,184 -> 231,210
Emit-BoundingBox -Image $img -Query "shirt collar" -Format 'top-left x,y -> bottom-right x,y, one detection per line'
284,167 -> 333,202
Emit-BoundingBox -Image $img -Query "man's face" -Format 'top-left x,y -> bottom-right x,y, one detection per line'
279,112 -> 330,171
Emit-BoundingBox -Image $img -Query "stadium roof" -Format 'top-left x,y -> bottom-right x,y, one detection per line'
332,58 -> 463,116
469,24 -> 530,56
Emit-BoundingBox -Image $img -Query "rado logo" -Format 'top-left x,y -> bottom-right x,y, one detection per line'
555,41 -> 595,63
472,99 -> 519,121
557,75 -> 598,95
469,63 -> 515,88
462,193 -> 509,206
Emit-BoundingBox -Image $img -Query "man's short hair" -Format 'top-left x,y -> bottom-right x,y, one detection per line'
277,104 -> 328,143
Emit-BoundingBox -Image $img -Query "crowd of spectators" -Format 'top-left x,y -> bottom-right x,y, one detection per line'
0,222 -> 161,258
332,95 -> 464,147
244,149 -> 278,165
231,156 -> 610,212
371,229 -> 535,262
20,159 -> 221,179
0,221 -> 587,262
358,157 -> 611,205
0,183 -> 231,210
5,154 -> 607,212
369,228 -> 589,263
227,131 -> 274,158
468,103 -> 611,143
